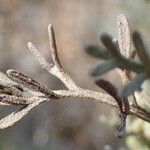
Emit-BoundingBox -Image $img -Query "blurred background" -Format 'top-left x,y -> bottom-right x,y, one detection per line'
0,0 -> 150,149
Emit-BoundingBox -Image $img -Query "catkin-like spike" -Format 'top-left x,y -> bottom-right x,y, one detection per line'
96,79 -> 129,138
7,69 -> 58,99
0,84 -> 23,97
95,79 -> 123,112
0,94 -> 29,106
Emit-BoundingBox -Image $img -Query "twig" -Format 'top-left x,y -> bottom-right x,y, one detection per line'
0,22 -> 149,135
27,42 -> 79,91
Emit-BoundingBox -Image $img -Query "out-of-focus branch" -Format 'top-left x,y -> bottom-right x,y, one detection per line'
87,14 -> 150,99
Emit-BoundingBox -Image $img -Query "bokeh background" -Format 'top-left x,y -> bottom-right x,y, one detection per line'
0,0 -> 150,149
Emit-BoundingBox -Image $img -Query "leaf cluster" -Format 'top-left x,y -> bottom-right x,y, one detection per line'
85,26 -> 150,98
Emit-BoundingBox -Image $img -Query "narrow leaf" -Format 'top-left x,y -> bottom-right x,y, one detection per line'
85,45 -> 111,60
117,14 -> 131,58
118,73 -> 147,98
132,31 -> 150,66
95,79 -> 123,112
90,60 -> 118,76
48,24 -> 62,68
0,84 -> 23,97
7,69 -> 58,99
100,34 -> 121,59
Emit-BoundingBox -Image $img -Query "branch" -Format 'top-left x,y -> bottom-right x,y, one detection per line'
27,24 -> 150,124
0,23 -> 149,138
